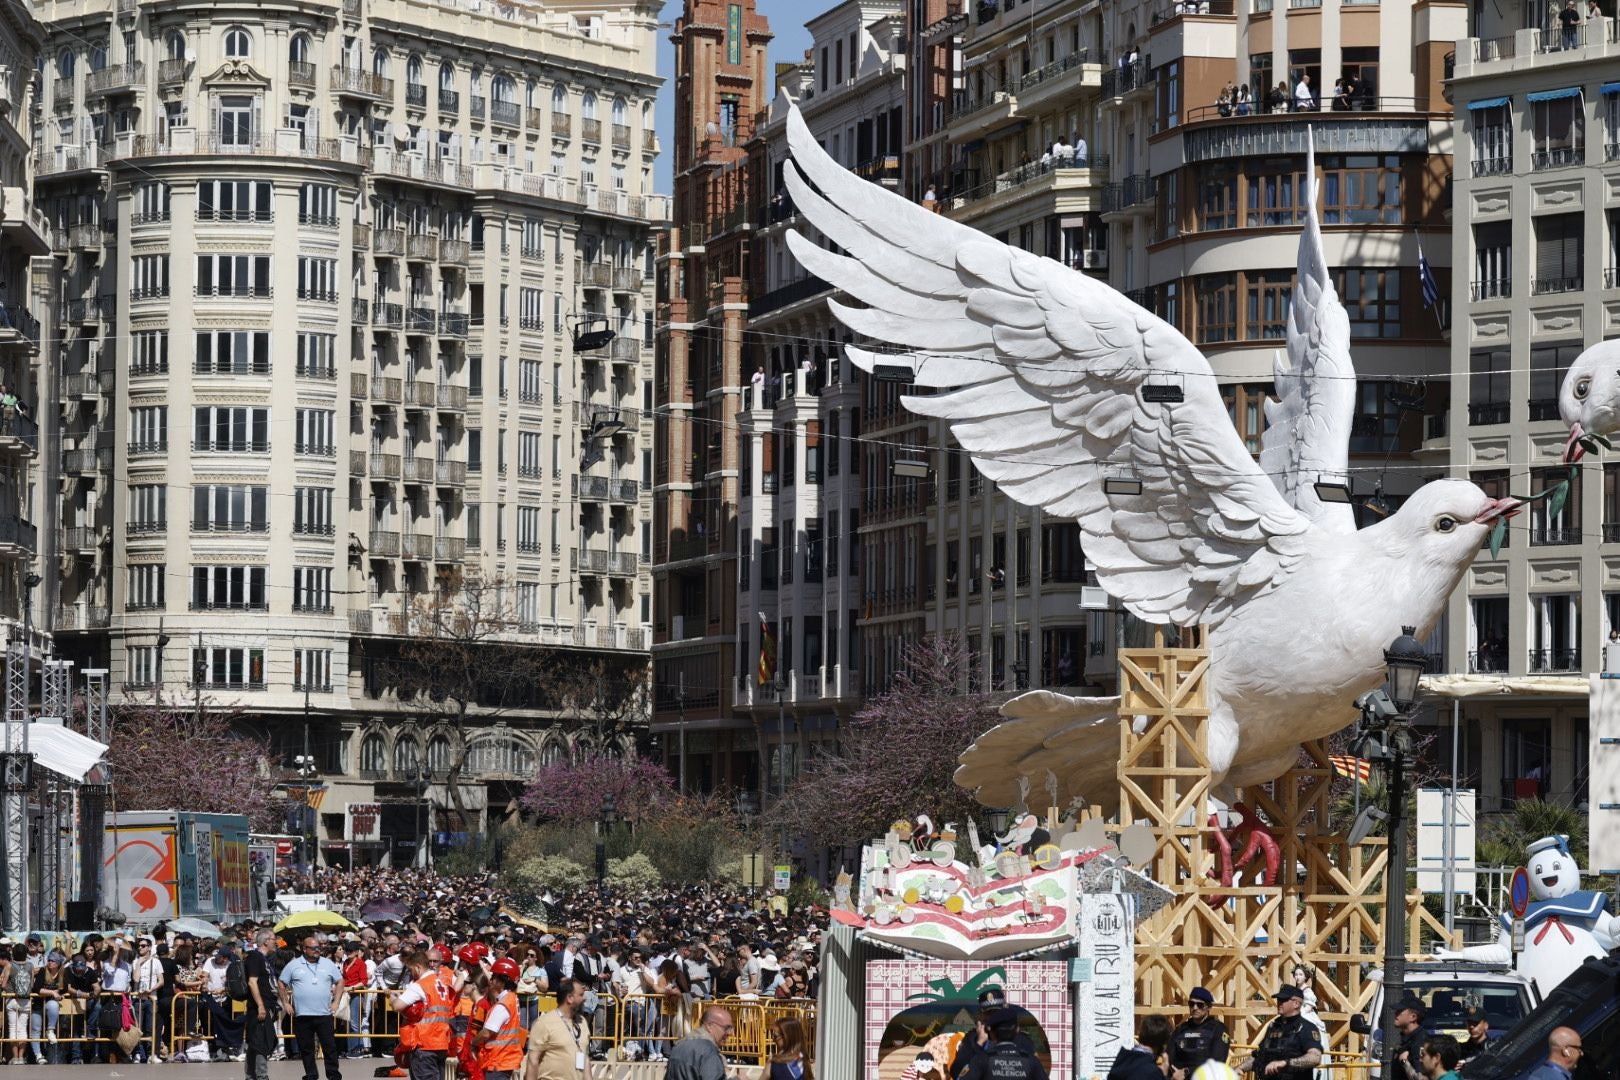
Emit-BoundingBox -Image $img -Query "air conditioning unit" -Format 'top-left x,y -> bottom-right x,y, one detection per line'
1081,249 -> 1108,270
1081,586 -> 1113,611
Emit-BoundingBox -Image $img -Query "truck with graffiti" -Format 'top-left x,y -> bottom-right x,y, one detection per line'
102,811 -> 252,925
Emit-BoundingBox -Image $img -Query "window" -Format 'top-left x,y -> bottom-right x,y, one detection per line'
297,256 -> 338,301
1469,347 -> 1512,425
132,330 -> 169,375
299,183 -> 337,226
190,566 -> 267,610
294,487 -> 334,534
1319,155 -> 1400,225
1532,91 -> 1584,168
1041,523 -> 1085,582
467,429 -> 482,471
294,649 -> 332,691
517,583 -> 538,627
519,431 -> 542,476
297,332 -> 336,378
197,179 -> 271,221
195,253 -> 272,297
192,484 -> 268,532
372,46 -> 390,77
193,405 -> 269,452
127,646 -> 162,687
1529,466 -> 1581,545
130,406 -> 167,452
1222,383 -> 1272,453
1471,102 -> 1512,175
517,506 -> 541,552
1196,274 -> 1237,343
1156,60 -> 1181,130
129,485 -> 166,533
521,219 -> 544,257
1245,162 -> 1302,226
223,27 -> 251,58
581,90 -> 597,120
88,40 -> 107,71
293,566 -> 333,612
289,33 -> 309,66
1198,163 -> 1238,231
191,645 -> 266,688
166,32 -> 185,61
1348,382 -> 1403,454
295,408 -> 336,455
519,287 -> 542,329
1473,221 -> 1512,299
195,330 -> 270,374
215,94 -> 257,146
1335,268 -> 1402,338
131,254 -> 169,298
128,565 -> 165,610
1245,271 -> 1292,339
519,360 -> 543,402
1530,341 -> 1583,419
1533,213 -> 1583,294
56,48 -> 74,78
133,181 -> 170,223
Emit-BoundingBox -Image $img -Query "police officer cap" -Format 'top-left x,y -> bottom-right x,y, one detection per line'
1273,986 -> 1304,1003
987,1008 -> 1020,1032
1189,987 -> 1215,1005
1394,996 -> 1427,1019
1464,1006 -> 1488,1026
978,988 -> 1008,1007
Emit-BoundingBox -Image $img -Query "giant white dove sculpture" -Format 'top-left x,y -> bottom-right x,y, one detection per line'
1559,340 -> 1620,462
781,108 -> 1521,812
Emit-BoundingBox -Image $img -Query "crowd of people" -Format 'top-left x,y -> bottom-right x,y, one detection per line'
0,870 -> 824,1075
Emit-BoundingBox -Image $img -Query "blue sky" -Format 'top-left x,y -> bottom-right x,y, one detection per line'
653,0 -> 813,193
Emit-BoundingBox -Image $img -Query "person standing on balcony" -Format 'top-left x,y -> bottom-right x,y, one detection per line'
1560,0 -> 1582,48
1292,72 -> 1315,111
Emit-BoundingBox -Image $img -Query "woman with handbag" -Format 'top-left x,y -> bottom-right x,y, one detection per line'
98,943 -> 134,1064
31,951 -> 67,1064
63,944 -> 100,1064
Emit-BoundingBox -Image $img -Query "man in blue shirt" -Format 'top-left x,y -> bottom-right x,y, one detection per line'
277,935 -> 345,1080
1527,1027 -> 1584,1080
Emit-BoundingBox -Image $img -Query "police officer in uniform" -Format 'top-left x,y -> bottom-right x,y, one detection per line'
951,991 -> 1037,1078
959,1010 -> 1048,1080
1170,987 -> 1232,1080
1458,1006 -> 1495,1066
1237,986 -> 1322,1079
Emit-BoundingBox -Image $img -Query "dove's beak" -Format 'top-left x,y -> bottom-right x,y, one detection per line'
1564,423 -> 1586,464
1474,497 -> 1523,525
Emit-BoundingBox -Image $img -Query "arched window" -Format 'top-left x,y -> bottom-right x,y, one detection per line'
439,62 -> 455,91
539,739 -> 566,766
360,731 -> 387,775
88,41 -> 107,71
372,46 -> 390,77
525,79 -> 536,107
492,73 -> 515,104
580,90 -> 597,120
406,53 -> 423,86
611,96 -> 627,126
466,734 -> 536,777
289,33 -> 309,66
426,733 -> 452,773
223,27 -> 250,59
551,83 -> 567,112
56,49 -> 74,78
394,736 -> 420,776
166,32 -> 185,62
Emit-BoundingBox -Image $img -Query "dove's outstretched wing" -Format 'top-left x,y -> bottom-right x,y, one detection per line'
1258,129 -> 1358,534
954,693 -> 1124,815
781,107 -> 1311,629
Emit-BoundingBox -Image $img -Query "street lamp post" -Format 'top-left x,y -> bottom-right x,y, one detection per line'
292,752 -> 318,868
595,792 -> 617,884
414,764 -> 429,870
1354,626 -> 1428,1080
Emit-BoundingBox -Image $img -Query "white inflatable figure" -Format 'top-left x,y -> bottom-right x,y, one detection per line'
1437,834 -> 1620,995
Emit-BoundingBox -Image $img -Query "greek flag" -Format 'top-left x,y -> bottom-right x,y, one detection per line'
1418,240 -> 1440,309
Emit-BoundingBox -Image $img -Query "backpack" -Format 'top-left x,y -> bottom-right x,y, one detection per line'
226,958 -> 249,1002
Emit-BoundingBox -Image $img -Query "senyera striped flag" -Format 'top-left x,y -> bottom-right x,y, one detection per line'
1327,754 -> 1373,784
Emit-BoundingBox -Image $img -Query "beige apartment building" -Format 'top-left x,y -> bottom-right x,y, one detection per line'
1446,1 -> 1619,817
35,0 -> 664,860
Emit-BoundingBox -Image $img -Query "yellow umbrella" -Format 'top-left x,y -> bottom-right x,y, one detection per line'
273,909 -> 356,933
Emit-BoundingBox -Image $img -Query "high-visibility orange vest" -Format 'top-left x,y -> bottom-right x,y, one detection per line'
477,991 -> 524,1073
411,972 -> 455,1052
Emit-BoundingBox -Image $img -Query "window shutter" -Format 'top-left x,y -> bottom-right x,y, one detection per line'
252,487 -> 267,529
193,486 -> 208,528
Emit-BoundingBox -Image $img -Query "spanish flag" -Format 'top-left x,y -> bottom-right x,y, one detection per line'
757,612 -> 776,686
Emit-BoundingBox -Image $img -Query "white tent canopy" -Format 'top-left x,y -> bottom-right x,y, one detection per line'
1419,674 -> 1589,700
26,721 -> 109,783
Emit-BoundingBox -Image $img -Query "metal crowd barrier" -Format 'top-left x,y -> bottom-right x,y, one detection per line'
0,990 -> 161,1062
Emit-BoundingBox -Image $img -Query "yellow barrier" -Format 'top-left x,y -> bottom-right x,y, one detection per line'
0,991 -> 160,1063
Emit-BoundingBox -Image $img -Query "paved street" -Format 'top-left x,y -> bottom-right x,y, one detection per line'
1,1067 -> 394,1080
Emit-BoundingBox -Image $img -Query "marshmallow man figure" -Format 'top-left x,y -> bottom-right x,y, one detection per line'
1437,834 -> 1619,995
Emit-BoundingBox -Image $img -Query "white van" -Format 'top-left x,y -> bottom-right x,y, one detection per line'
1350,961 -> 1540,1077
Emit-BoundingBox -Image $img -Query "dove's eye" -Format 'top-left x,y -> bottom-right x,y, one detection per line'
1576,377 -> 1592,400
1435,516 -> 1458,533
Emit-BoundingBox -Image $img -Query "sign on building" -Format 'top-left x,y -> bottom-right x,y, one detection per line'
346,802 -> 383,843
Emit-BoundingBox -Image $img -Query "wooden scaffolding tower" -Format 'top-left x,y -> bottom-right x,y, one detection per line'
1117,629 -> 1456,1050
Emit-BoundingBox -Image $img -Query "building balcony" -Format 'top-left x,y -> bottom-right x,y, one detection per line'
1468,648 -> 1508,674
575,474 -> 610,500
63,295 -> 114,324
436,460 -> 466,486
406,234 -> 438,261
1101,174 -> 1157,217
1528,648 -> 1581,673
470,95 -> 486,119
573,547 -> 608,576
0,305 -> 40,349
61,371 -> 112,400
491,100 -> 520,127
580,262 -> 612,289
56,604 -> 109,630
1470,279 -> 1511,301
0,517 -> 37,555
331,66 -> 393,99
439,88 -> 459,112
349,448 -> 368,476
437,384 -> 468,412
1101,57 -> 1151,101
63,446 -> 111,474
373,228 -> 404,256
1469,400 -> 1510,425
110,130 -> 364,165
401,532 -> 434,560
0,187 -> 51,256
440,238 -> 470,266
1471,156 -> 1512,178
0,412 -> 38,456
945,89 -> 1019,143
581,117 -> 601,143
405,382 -> 436,411
61,526 -> 104,553
372,302 -> 403,330
289,61 -> 316,88
406,83 -> 427,108
403,456 -> 436,484
434,536 -> 465,562
370,375 -> 403,404
1531,275 -> 1582,295
748,275 -> 830,319
611,478 -> 639,503
86,62 -> 144,97
610,336 -> 642,365
367,529 -> 400,557
36,145 -> 102,176
406,307 -> 436,334
369,452 -> 402,479
159,58 -> 187,86
438,312 -> 469,338
948,157 -> 1109,220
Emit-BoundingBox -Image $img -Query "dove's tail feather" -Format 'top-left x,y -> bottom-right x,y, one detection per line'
956,692 -> 1124,817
